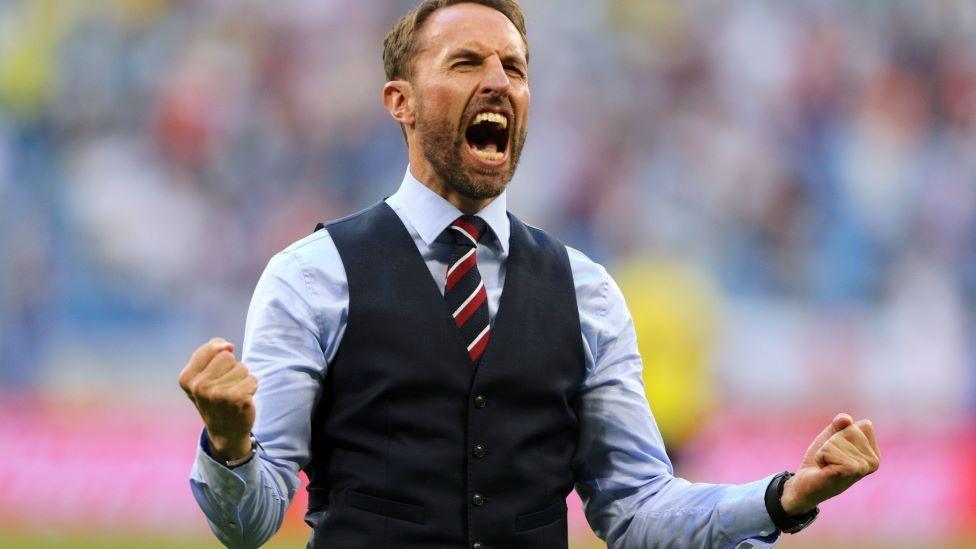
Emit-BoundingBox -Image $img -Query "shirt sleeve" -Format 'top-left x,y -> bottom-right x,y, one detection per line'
189,230 -> 347,548
568,248 -> 780,549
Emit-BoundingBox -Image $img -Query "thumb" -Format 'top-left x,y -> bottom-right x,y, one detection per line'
808,413 -> 853,453
831,413 -> 854,433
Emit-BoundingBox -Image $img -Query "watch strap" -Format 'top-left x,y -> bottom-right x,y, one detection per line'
203,431 -> 258,469
764,471 -> 819,534
224,436 -> 258,468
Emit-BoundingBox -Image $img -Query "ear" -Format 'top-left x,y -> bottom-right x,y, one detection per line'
383,80 -> 415,127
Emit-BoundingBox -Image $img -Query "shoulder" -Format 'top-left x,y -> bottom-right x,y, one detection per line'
565,246 -> 614,316
565,245 -> 609,282
274,227 -> 337,268
258,227 -> 345,295
282,226 -> 336,257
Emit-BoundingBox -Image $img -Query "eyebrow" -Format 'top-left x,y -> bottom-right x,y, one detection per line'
446,47 -> 527,67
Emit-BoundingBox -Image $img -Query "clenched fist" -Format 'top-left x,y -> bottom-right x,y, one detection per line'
781,413 -> 881,515
179,337 -> 258,462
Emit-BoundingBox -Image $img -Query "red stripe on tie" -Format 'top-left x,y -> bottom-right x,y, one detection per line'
455,286 -> 487,327
453,218 -> 481,242
468,330 -> 490,362
446,252 -> 477,292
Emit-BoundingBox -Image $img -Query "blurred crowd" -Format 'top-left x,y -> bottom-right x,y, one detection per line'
1,0 -> 975,426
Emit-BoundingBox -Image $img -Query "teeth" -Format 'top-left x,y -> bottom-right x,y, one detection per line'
473,112 -> 508,129
473,149 -> 504,162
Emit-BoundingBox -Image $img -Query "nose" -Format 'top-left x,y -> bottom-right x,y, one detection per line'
479,55 -> 510,97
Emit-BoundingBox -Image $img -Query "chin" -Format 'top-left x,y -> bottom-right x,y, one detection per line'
452,168 -> 510,200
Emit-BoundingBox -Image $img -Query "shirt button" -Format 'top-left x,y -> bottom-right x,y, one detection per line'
473,543 -> 484,549
473,444 -> 487,458
472,493 -> 485,506
473,395 -> 487,408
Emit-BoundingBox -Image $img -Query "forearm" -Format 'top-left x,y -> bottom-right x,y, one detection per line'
594,475 -> 778,549
574,391 -> 779,548
572,267 -> 777,547
190,433 -> 298,548
183,246 -> 335,547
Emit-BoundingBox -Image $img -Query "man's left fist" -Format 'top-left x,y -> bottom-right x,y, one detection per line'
781,413 -> 881,516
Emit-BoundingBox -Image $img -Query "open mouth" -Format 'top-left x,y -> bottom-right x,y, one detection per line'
464,111 -> 510,166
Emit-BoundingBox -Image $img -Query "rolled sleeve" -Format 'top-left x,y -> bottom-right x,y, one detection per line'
187,230 -> 345,547
568,247 -> 779,548
190,430 -> 261,505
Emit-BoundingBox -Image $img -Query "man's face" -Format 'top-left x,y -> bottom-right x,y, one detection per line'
409,3 -> 530,200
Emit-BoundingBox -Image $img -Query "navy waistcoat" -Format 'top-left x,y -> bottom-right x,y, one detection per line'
306,202 -> 586,548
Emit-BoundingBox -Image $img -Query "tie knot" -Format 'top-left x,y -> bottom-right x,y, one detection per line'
448,215 -> 488,248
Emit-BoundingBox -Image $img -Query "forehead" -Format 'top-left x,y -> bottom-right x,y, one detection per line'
418,3 -> 527,60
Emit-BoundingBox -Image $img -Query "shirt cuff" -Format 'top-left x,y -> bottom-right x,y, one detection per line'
191,429 -> 262,506
718,474 -> 781,547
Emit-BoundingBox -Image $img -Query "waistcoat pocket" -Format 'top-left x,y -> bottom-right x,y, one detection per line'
514,499 -> 566,532
345,490 -> 426,525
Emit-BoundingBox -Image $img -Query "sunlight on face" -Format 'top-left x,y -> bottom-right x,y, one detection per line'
410,3 -> 531,200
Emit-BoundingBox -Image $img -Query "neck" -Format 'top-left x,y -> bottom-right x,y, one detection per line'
408,153 -> 498,216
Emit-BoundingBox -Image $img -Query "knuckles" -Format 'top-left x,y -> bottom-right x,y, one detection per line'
186,377 -> 204,397
181,340 -> 255,434
181,363 -> 254,404
177,369 -> 193,392
857,455 -> 880,477
208,337 -> 229,349
201,385 -> 222,402
201,376 -> 255,402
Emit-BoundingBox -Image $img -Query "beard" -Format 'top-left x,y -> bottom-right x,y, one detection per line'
415,96 -> 528,201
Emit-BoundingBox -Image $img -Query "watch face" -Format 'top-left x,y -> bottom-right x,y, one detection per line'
784,508 -> 819,534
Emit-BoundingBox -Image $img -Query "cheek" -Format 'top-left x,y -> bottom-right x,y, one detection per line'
421,84 -> 464,118
514,89 -> 530,123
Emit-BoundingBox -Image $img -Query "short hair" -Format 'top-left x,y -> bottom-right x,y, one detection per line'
383,0 -> 529,83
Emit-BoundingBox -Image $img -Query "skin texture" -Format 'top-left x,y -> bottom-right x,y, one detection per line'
179,338 -> 258,461
781,413 -> 881,515
181,0 -> 881,519
382,3 -> 530,214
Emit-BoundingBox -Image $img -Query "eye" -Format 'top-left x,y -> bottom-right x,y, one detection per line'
452,60 -> 478,69
505,65 -> 526,78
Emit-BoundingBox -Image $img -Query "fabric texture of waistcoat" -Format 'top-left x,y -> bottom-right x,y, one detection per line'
305,202 -> 586,549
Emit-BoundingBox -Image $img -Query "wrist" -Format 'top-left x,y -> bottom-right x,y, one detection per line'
780,476 -> 816,516
765,471 -> 819,534
207,431 -> 253,463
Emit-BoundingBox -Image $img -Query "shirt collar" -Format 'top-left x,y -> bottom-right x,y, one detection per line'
387,166 -> 510,253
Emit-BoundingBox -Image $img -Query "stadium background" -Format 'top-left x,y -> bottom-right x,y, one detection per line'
2,0 -> 976,547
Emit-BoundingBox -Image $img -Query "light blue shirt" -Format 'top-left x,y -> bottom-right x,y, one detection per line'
190,168 -> 780,548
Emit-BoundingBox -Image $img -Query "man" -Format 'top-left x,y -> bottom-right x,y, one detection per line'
179,1 -> 881,548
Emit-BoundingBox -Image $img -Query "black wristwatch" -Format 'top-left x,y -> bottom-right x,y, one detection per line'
764,471 -> 819,534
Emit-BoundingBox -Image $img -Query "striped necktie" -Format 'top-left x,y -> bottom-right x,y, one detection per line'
445,216 -> 490,364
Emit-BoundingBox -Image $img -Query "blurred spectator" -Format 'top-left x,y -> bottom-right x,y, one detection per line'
2,0 -> 975,544
1,0 -> 973,418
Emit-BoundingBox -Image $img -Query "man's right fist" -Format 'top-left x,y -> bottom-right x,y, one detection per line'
179,337 -> 258,462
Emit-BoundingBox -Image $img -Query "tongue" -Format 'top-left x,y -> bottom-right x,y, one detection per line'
477,142 -> 498,154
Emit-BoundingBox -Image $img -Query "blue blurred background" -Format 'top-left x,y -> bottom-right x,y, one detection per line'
2,0 -> 975,547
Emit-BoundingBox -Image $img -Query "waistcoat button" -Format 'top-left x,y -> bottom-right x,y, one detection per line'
472,493 -> 485,506
473,444 -> 487,458
473,395 -> 487,408
473,543 -> 484,549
